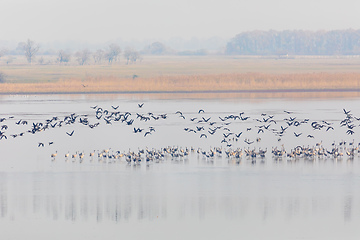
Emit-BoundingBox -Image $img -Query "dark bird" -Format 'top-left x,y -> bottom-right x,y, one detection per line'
66,130 -> 75,136
138,103 -> 144,108
144,131 -> 151,137
38,142 -> 44,147
49,141 -> 54,145
198,109 -> 205,114
326,126 -> 334,131
90,105 -> 98,109
284,110 -> 292,114
235,132 -> 243,138
202,117 -> 211,122
343,109 -> 351,115
307,135 -> 315,138
111,105 -> 119,110
196,126 -> 204,131
104,118 -> 112,124
223,133 -> 232,138
200,134 -> 207,138
190,118 -> 197,121
133,127 -> 144,133
294,132 -> 302,137
347,129 -> 354,135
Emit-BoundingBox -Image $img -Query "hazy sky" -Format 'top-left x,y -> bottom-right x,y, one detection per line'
1,0 -> 360,43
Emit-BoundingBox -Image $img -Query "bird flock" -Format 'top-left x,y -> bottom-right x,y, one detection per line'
0,102 -> 359,164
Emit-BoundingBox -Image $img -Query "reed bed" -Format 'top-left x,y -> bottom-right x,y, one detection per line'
1,72 -> 360,94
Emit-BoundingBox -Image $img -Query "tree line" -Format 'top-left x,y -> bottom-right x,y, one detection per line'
0,39 -> 142,65
225,29 -> 360,55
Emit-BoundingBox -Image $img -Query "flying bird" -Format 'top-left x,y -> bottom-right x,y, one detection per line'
66,130 -> 75,136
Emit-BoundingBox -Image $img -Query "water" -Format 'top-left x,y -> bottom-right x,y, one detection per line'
1,94 -> 360,240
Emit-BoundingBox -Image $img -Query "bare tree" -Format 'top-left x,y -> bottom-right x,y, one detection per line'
124,47 -> 141,64
75,49 -> 91,65
38,57 -> 45,65
18,39 -> 39,63
105,43 -> 121,64
57,50 -> 71,64
93,49 -> 104,64
0,48 -> 8,59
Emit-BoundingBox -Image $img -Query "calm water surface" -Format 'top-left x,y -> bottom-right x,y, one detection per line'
1,94 -> 360,240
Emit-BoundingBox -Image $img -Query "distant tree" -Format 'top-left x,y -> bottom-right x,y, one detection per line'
38,56 -> 45,65
0,72 -> 6,83
105,43 -> 121,64
124,47 -> 141,64
143,42 -> 169,55
93,49 -> 104,64
18,39 -> 39,63
75,49 -> 91,65
57,50 -> 71,64
0,48 -> 8,59
177,49 -> 208,56
225,29 -> 360,55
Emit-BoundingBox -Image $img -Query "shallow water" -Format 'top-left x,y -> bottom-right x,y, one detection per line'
1,94 -> 360,239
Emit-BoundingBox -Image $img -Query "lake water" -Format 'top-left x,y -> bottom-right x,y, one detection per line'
1,93 -> 360,240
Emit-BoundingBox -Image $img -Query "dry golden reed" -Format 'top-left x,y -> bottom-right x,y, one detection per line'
1,72 -> 360,94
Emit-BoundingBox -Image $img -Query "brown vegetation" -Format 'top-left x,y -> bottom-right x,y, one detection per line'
1,72 -> 360,94
1,56 -> 360,95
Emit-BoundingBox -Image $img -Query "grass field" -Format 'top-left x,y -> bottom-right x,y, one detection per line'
1,55 -> 360,94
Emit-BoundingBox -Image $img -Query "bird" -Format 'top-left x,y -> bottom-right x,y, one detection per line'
198,109 -> 205,114
138,103 -> 144,108
51,151 -> 58,158
66,130 -> 74,136
202,117 -> 211,122
343,109 -> 351,115
235,132 -> 243,138
294,132 -> 302,137
326,126 -> 334,131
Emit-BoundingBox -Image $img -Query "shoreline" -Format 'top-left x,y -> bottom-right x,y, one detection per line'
1,88 -> 360,95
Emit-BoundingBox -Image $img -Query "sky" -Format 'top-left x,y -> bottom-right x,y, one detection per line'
1,0 -> 360,45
